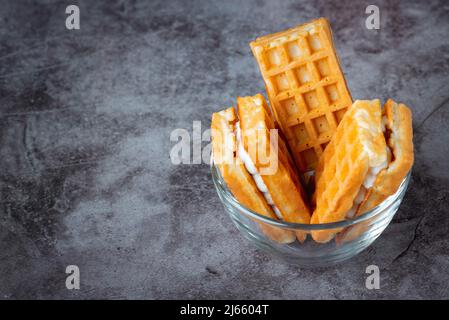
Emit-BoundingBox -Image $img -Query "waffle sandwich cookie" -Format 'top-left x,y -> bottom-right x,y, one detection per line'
336,99 -> 414,243
250,18 -> 352,173
211,94 -> 311,243
311,99 -> 414,243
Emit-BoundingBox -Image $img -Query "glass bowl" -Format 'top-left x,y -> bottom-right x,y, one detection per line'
211,162 -> 411,266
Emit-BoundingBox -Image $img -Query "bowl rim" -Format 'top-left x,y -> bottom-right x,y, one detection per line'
211,161 -> 411,230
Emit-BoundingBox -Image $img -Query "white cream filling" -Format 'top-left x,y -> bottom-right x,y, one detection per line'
363,163 -> 386,189
345,163 -> 387,218
346,116 -> 391,218
235,121 -> 283,220
346,187 -> 367,218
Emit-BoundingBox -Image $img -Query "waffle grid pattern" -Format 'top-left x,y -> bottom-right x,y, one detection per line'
314,118 -> 366,222
314,100 -> 386,226
251,19 -> 352,172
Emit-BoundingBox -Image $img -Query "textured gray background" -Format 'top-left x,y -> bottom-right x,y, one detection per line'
0,0 -> 448,299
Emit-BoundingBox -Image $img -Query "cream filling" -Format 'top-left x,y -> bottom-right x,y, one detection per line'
346,187 -> 367,219
345,162 -> 387,218
346,116 -> 391,218
235,121 -> 283,220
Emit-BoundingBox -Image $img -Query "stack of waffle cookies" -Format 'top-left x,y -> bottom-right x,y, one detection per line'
211,17 -> 414,244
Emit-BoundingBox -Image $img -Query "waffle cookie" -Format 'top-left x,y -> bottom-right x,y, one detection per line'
212,94 -> 312,243
336,99 -> 414,243
237,95 -> 311,227
250,17 -> 352,173
311,100 -> 388,243
211,107 -> 296,243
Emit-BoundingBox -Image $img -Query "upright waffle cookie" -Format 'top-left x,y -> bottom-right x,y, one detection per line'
250,18 -> 352,172
358,99 -> 414,213
211,107 -> 296,244
311,100 -> 387,243
237,95 -> 311,229
336,99 -> 414,244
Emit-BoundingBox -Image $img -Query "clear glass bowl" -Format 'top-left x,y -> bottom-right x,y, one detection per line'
211,162 -> 411,266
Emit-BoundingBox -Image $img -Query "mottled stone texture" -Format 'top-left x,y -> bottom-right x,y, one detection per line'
0,0 -> 448,299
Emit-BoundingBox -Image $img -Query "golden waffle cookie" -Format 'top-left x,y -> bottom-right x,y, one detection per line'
336,99 -> 414,244
250,18 -> 352,172
237,94 -> 311,241
311,100 -> 387,243
211,107 -> 296,244
358,99 -> 414,212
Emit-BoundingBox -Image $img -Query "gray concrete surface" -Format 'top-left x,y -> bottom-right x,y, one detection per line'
0,0 -> 448,299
